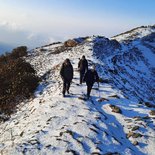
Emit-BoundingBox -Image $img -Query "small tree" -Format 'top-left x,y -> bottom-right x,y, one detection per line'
11,46 -> 27,59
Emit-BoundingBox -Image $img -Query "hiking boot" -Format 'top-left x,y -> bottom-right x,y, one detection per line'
87,95 -> 90,99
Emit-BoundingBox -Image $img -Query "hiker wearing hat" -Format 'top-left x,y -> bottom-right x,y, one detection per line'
60,58 -> 73,97
78,55 -> 88,84
83,65 -> 99,99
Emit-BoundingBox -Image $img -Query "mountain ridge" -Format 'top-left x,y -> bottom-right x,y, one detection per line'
0,25 -> 155,155
112,25 -> 155,42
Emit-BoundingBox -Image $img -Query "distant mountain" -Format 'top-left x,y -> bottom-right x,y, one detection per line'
0,25 -> 155,155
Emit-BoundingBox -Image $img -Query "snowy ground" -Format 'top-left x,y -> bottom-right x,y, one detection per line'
0,39 -> 155,155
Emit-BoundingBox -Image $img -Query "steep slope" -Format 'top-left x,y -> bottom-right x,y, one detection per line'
0,27 -> 155,155
108,25 -> 155,103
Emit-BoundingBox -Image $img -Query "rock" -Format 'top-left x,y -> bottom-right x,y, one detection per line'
143,115 -> 150,119
98,78 -> 111,83
127,125 -> 132,129
149,110 -> 155,116
95,116 -> 101,120
91,152 -> 101,155
104,152 -> 120,155
108,69 -> 118,75
65,149 -> 79,154
78,96 -> 87,101
133,116 -> 143,121
145,102 -> 155,108
131,126 -> 139,131
127,131 -> 134,138
109,105 -> 122,114
98,97 -> 109,102
98,77 -> 104,83
29,139 -> 38,145
124,119 -> 133,123
132,133 -> 142,138
109,94 -> 120,99
64,39 -> 78,47
46,144 -> 51,148
20,131 -> 24,137
133,141 -> 138,146
39,99 -> 45,104
127,131 -> 142,138
138,101 -> 143,104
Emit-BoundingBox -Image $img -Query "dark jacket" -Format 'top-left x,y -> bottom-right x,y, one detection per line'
78,58 -> 88,72
60,62 -> 73,81
83,69 -> 99,86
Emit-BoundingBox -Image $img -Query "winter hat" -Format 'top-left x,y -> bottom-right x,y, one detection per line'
65,58 -> 70,63
82,55 -> 85,59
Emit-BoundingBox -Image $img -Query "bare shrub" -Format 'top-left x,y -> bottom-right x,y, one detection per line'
0,47 -> 39,117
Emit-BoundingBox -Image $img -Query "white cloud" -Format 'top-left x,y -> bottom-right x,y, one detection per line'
0,21 -> 50,49
0,21 -> 23,31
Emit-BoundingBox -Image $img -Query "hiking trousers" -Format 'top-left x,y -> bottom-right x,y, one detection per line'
62,80 -> 71,95
80,70 -> 85,84
86,84 -> 93,98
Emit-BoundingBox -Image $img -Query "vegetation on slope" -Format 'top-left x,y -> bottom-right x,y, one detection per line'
0,46 -> 39,117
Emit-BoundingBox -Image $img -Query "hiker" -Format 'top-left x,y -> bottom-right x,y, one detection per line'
83,65 -> 99,99
60,58 -> 73,97
78,55 -> 88,84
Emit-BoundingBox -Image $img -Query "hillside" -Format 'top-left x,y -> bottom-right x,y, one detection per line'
0,26 -> 155,155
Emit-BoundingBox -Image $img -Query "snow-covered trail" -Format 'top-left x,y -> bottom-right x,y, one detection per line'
0,42 -> 155,155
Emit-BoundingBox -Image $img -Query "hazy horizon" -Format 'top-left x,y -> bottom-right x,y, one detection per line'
0,0 -> 155,54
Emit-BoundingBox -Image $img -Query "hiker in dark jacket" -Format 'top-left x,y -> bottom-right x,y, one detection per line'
78,55 -> 88,84
60,58 -> 73,97
83,65 -> 99,99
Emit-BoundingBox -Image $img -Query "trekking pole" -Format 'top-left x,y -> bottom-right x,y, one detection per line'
98,82 -> 101,98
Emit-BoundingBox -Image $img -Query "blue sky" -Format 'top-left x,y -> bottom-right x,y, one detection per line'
0,0 -> 155,52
